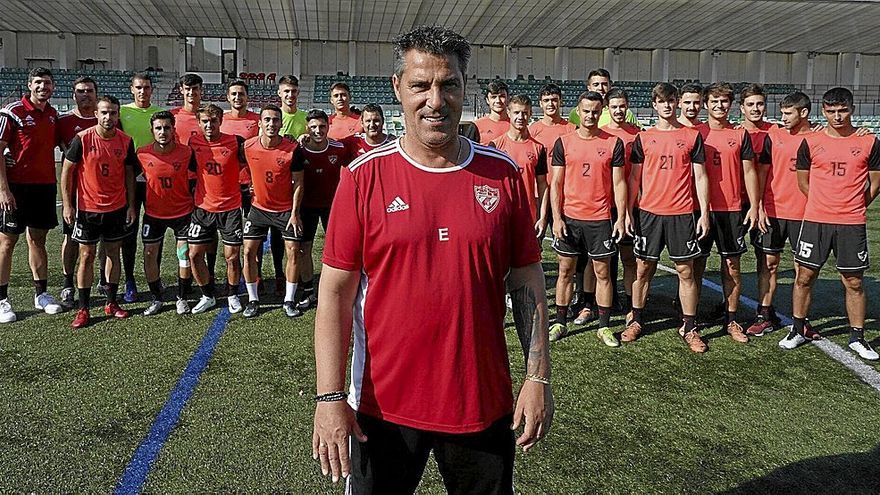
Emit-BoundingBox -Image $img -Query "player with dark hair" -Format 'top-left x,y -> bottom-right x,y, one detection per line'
312,25 -> 552,493
61,95 -> 138,328
0,67 -> 63,322
530,83 -> 575,162
137,111 -> 195,316
569,68 -> 640,127
678,82 -> 704,128
327,82 -> 363,140
474,80 -> 510,144
625,82 -> 710,353
549,91 -> 627,346
341,103 -> 396,156
279,75 -> 308,139
170,73 -> 204,146
241,105 -> 305,318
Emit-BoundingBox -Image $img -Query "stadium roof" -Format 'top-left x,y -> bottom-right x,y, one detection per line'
4,0 -> 880,53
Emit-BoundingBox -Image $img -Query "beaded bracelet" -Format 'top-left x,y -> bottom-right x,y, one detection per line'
314,391 -> 348,402
525,374 -> 551,385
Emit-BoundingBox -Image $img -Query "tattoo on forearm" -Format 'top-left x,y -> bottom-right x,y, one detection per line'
510,283 -> 549,374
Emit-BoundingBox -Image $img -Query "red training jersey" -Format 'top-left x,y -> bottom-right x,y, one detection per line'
137,143 -> 195,219
0,96 -> 60,184
601,123 -> 640,181
490,133 -> 547,221
759,127 -> 811,221
529,119 -> 575,162
743,121 -> 775,205
57,111 -> 97,148
64,127 -> 137,213
698,126 -> 754,212
244,136 -> 303,213
796,132 -> 880,225
221,111 -> 260,185
474,116 -> 511,145
296,139 -> 352,209
322,139 -> 540,433
341,133 -> 397,157
328,113 -> 363,140
552,131 -> 625,221
189,133 -> 246,212
630,126 -> 705,216
170,107 -> 201,146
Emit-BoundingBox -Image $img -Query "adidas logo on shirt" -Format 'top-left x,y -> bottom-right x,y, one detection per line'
386,196 -> 409,213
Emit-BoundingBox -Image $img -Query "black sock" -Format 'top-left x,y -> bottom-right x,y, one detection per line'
302,279 -> 314,293
0,283 -> 8,300
78,287 -> 91,309
227,283 -> 238,297
63,272 -> 75,290
99,270 -> 107,287
793,316 -> 806,336
682,315 -> 697,333
757,304 -> 770,317
850,327 -> 865,344
33,279 -> 48,296
556,305 -> 568,324
107,283 -> 119,303
270,229 -> 285,278
725,311 -> 736,324
598,305 -> 611,327
631,307 -> 643,324
202,281 -> 216,298
177,277 -> 191,299
206,251 -> 218,280
148,280 -> 163,299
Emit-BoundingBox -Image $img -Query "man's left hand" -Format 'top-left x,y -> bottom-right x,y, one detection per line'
511,379 -> 554,452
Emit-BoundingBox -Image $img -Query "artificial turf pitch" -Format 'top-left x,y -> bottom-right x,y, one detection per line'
2,207 -> 880,494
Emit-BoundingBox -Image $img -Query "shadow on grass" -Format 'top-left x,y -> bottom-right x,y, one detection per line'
718,444 -> 880,495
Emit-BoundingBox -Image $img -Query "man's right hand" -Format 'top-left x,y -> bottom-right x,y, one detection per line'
312,400 -> 367,483
551,218 -> 567,239
0,187 -> 15,211
62,205 -> 75,227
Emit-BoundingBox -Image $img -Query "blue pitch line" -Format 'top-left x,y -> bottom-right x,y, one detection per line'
114,308 -> 233,494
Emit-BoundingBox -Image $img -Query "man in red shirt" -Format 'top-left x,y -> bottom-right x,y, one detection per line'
341,103 -> 396,157
474,80 -> 510,144
56,76 -> 99,309
529,83 -> 575,161
0,67 -> 64,323
187,104 -> 248,315
294,109 -> 352,311
61,95 -> 138,328
137,111 -> 195,316
241,105 -> 304,318
548,91 -> 627,347
781,87 -> 880,361
678,82 -> 704,128
625,82 -> 710,353
312,26 -> 552,493
327,82 -> 363,140
170,74 -> 203,146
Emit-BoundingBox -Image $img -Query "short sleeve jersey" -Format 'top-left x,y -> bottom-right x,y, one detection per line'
244,136 -> 302,213
0,96 -> 59,184
759,127 -> 811,220
295,139 -> 352,209
64,127 -> 137,213
341,133 -> 397,157
120,103 -> 164,149
630,126 -> 705,216
220,111 -> 261,185
796,132 -> 880,225
322,139 -> 540,434
136,144 -> 195,219
529,119 -> 575,163
189,133 -> 246,213
169,107 -> 201,145
281,109 -> 308,139
601,123 -> 640,180
490,133 -> 547,220
570,107 -> 640,128
552,131 -> 625,221
698,126 -> 754,212
57,112 -> 97,148
474,116 -> 511,145
328,113 -> 363,140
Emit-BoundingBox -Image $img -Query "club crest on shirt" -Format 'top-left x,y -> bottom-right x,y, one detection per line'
172,161 -> 181,171
675,140 -> 686,149
814,145 -> 826,155
329,155 -> 338,164
727,138 -> 738,148
527,151 -> 536,162
474,184 -> 500,213
851,147 -> 862,157
113,147 -> 124,157
597,148 -> 607,157
220,148 -> 231,157
276,157 -> 287,166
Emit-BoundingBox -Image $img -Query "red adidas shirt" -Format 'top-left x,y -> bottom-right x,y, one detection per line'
137,143 -> 194,219
189,133 -> 246,212
323,139 -> 540,433
296,139 -> 352,209
170,107 -> 201,145
630,126 -> 705,216
341,133 -> 397,157
759,127 -> 811,220
328,113 -> 363,140
474,116 -> 511,145
490,133 -> 547,220
0,96 -> 60,184
529,120 -> 575,162
552,131 -> 625,221
221,111 -> 260,186
244,136 -> 302,213
57,112 -> 97,148
601,124 -> 640,181
64,127 -> 137,213
796,132 -> 880,225
698,126 -> 754,212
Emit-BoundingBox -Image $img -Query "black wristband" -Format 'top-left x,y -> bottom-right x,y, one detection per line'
314,391 -> 348,402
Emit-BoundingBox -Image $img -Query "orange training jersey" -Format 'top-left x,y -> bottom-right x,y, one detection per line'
328,113 -> 363,140
474,116 -> 511,145
601,124 -> 640,181
220,111 -> 260,185
529,120 -> 575,162
630,126 -> 705,216
189,133 -> 246,212
244,136 -> 303,213
759,127 -> 811,221
137,143 -> 195,219
552,131 -> 625,221
698,126 -> 754,212
64,127 -> 137,213
796,132 -> 880,225
170,107 -> 201,145
490,133 -> 547,220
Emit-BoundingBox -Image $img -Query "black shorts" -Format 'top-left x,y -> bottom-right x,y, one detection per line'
350,413 -> 514,495
698,210 -> 748,258
142,213 -> 191,244
301,207 -> 330,243
72,207 -> 129,245
632,209 -> 700,262
753,217 -> 800,254
188,207 -> 243,246
794,221 -> 868,273
243,207 -> 298,242
0,183 -> 58,235
552,218 -> 616,259
62,220 -> 74,236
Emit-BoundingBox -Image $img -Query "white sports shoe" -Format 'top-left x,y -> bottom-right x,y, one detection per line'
34,292 -> 63,315
227,294 -> 242,314
192,295 -> 216,314
849,339 -> 880,361
0,298 -> 17,323
176,297 -> 191,315
779,327 -> 808,350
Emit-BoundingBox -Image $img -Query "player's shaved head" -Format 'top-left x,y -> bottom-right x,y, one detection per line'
392,25 -> 470,78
